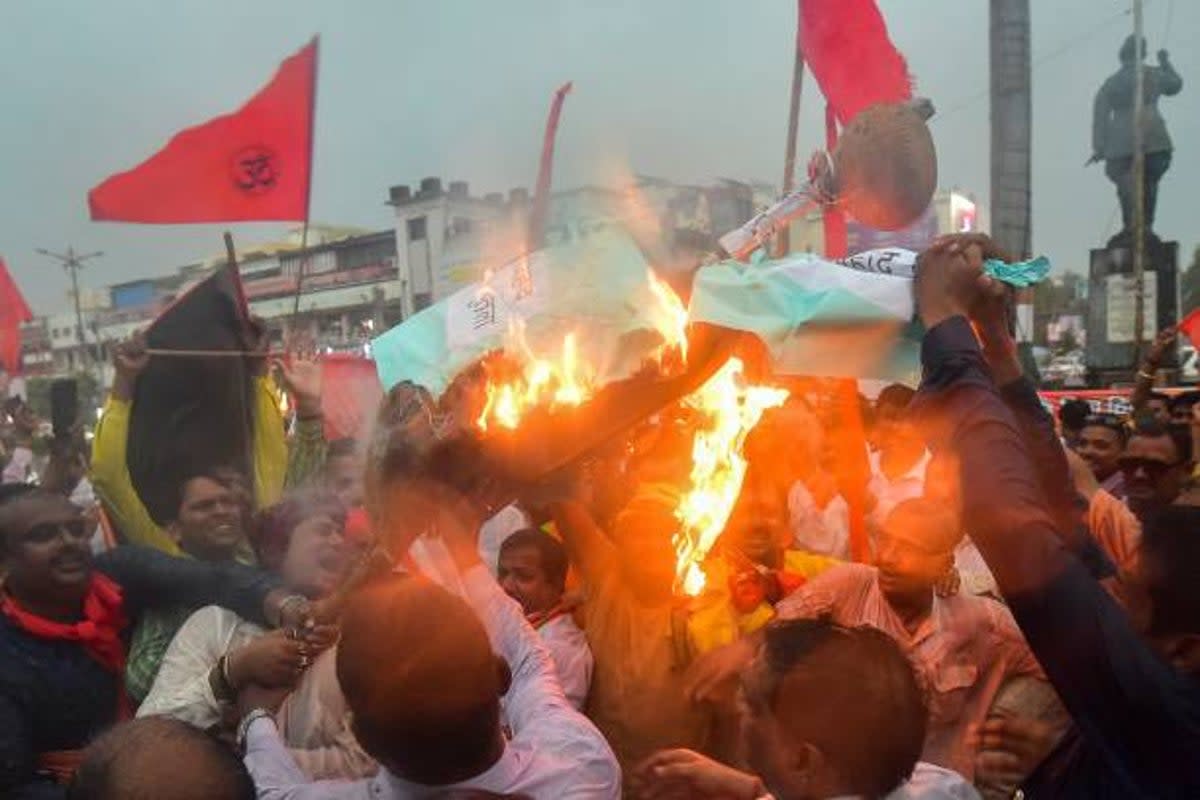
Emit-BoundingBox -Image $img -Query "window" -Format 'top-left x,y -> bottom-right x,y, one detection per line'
450,217 -> 472,236
406,216 -> 427,242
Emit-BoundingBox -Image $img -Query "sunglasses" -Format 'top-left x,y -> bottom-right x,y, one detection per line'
1118,457 -> 1178,481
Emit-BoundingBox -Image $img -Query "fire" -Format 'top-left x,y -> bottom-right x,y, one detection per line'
477,324 -> 594,432
474,271 -> 689,433
672,358 -> 787,596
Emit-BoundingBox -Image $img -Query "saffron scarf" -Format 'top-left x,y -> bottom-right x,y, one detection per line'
1,573 -> 128,676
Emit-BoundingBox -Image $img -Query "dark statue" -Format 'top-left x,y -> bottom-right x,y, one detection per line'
1089,35 -> 1182,242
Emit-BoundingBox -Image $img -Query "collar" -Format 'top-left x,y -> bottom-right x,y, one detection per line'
378,743 -> 526,797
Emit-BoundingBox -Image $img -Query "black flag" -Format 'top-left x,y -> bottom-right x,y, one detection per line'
127,263 -> 259,525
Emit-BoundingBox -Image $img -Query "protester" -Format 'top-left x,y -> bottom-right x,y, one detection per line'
137,491 -> 348,736
1057,398 -> 1091,450
2,397 -> 37,485
67,717 -> 256,800
1075,414 -> 1128,497
240,483 -> 620,798
1169,390 -> 1200,426
1145,391 -> 1172,425
776,498 -> 1059,782
1120,419 -> 1193,520
497,528 -> 593,711
0,483 -> 307,797
912,234 -> 1200,796
633,618 -> 978,799
550,479 -> 722,783
868,384 -> 929,523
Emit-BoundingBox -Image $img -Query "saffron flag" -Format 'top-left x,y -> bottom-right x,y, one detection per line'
799,0 -> 912,126
0,258 -> 34,374
88,38 -> 318,223
528,81 -> 574,249
1180,308 -> 1200,352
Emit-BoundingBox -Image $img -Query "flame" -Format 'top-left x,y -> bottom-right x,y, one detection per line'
672,358 -> 787,596
646,270 -> 689,364
477,324 -> 595,432
474,272 -> 689,433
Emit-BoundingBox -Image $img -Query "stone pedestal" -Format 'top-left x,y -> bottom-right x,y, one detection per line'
1085,238 -> 1179,386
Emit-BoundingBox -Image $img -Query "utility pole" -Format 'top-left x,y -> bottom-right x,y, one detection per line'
35,247 -> 103,381
1131,0 -> 1147,359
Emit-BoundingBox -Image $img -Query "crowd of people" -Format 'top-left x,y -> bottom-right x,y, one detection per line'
1,232 -> 1199,799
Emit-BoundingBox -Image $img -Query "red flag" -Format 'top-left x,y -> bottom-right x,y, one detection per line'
1180,309 -> 1200,351
0,258 -> 34,374
89,38 -> 318,223
320,355 -> 384,441
528,82 -> 574,249
799,0 -> 911,126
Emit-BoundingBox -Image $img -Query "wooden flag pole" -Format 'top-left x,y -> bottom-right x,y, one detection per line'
775,1 -> 806,258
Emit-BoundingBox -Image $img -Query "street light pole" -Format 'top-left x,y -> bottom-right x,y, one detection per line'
35,247 -> 103,381
1131,0 -> 1147,361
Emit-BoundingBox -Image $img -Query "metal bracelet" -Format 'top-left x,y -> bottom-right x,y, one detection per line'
237,708 -> 274,753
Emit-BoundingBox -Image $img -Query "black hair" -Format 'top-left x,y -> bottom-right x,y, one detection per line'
875,384 -> 916,417
1132,419 -> 1194,464
1058,399 -> 1092,432
1141,506 -> 1200,638
1083,414 -> 1130,445
758,617 -> 926,798
498,528 -> 569,591
1170,391 -> 1200,414
67,717 -> 255,800
164,467 -> 238,523
1148,391 -> 1171,408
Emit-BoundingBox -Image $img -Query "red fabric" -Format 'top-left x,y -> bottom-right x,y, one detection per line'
821,105 -> 848,258
321,355 -> 383,441
799,0 -> 912,126
1,574 -> 128,675
89,38 -> 318,223
528,81 -> 574,249
0,258 -> 33,374
1180,308 -> 1200,352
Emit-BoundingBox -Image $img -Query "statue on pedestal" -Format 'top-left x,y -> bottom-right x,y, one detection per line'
1089,35 -> 1183,244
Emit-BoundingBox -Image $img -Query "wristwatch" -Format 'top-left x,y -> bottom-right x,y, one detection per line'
237,708 -> 275,753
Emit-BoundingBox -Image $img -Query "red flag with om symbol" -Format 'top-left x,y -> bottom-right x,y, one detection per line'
88,38 -> 317,223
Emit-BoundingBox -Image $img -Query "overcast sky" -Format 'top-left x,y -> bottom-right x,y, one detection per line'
2,0 -> 1196,312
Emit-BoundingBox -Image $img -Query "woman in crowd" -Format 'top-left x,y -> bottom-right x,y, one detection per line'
137,489 -> 368,776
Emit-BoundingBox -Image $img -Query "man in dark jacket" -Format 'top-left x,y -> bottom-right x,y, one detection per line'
0,484 -> 305,799
913,235 -> 1200,797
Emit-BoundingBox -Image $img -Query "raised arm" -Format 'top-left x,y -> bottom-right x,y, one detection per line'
95,545 -> 282,626
1156,50 -> 1183,96
911,251 -> 1200,792
90,332 -> 180,555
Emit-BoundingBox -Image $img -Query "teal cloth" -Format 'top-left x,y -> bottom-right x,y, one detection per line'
984,256 -> 1051,288
370,231 -> 678,394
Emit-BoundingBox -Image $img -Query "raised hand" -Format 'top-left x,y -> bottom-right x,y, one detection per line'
112,331 -> 150,401
278,355 -> 323,418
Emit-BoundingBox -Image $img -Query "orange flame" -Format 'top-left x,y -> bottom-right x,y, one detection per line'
474,272 -> 689,433
672,358 -> 787,596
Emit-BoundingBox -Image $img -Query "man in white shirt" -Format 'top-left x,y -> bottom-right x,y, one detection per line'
497,528 -> 593,710
240,509 -> 619,799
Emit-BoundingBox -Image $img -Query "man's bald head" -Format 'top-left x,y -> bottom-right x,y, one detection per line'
337,575 -> 506,785
68,717 -> 254,800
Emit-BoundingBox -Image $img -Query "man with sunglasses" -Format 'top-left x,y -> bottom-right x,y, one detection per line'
1120,420 -> 1193,521
0,484 -> 307,798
